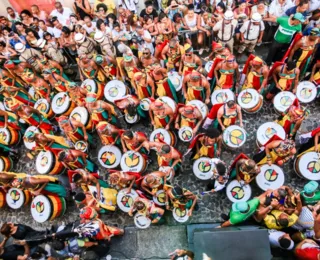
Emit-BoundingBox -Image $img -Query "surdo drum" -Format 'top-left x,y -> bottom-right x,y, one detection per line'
6,188 -> 31,209
211,89 -> 235,105
168,71 -> 183,92
256,122 -> 286,147
256,164 -> 285,191
74,140 -> 88,153
273,91 -> 296,114
23,126 -> 40,150
150,128 -> 176,147
0,156 -> 13,171
34,99 -> 54,119
158,166 -> 174,181
0,127 -> 20,146
187,100 -> 209,119
222,125 -> 246,149
81,79 -> 102,99
120,151 -> 147,173
116,188 -> 138,213
98,145 -> 122,169
125,113 -> 139,124
156,96 -> 177,113
294,152 -> 320,181
226,180 -> 252,202
134,213 -> 151,229
192,157 -> 215,180
237,89 -> 263,113
296,81 -> 317,104
205,61 -> 213,74
104,80 -> 128,103
172,207 -> 189,223
70,107 -> 93,131
178,126 -> 193,142
51,92 -> 76,116
36,151 -> 65,175
140,98 -> 151,111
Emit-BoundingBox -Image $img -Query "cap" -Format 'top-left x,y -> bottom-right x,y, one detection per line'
95,54 -> 104,65
86,92 -> 97,103
74,33 -> 85,43
232,201 -> 249,212
293,12 -> 306,23
14,43 -> 26,53
310,27 -> 320,36
184,105 -> 194,114
94,30 -> 105,43
212,41 -> 223,51
224,10 -> 234,20
37,38 -> 46,49
184,43 -> 193,52
251,13 -> 262,23
123,54 -> 133,62
304,181 -> 319,194
252,56 -> 263,65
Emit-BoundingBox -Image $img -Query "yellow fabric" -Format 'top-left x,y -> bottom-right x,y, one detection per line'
186,86 -> 201,101
94,0 -> 115,14
296,49 -> 310,68
242,71 -> 255,89
44,134 -> 71,148
275,114 -> 290,129
314,71 -> 320,81
156,82 -> 166,97
193,145 -> 210,159
88,186 -> 118,211
257,150 -> 279,165
264,210 -> 298,230
154,115 -> 166,128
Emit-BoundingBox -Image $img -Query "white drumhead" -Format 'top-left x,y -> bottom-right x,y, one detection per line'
24,126 -> 40,150
226,180 -> 252,202
28,87 -> 37,100
168,71 -> 182,91
34,99 -> 50,114
149,129 -> 172,145
211,89 -> 235,105
116,188 -> 138,213
159,166 -> 174,181
273,91 -> 296,113
75,141 -> 88,153
256,122 -> 286,146
256,164 -> 285,191
120,151 -> 145,172
3,98 -> 12,112
104,80 -> 127,103
237,89 -> 260,109
296,152 -> 320,180
173,208 -> 189,223
223,125 -> 246,149
0,157 -> 5,171
0,127 -> 11,145
98,145 -> 122,169
192,157 -> 214,180
6,188 -> 26,209
31,195 -> 52,223
36,151 -> 54,174
296,81 -> 317,104
125,113 -> 139,124
134,213 -> 151,229
140,98 -> 151,111
187,100 -> 208,119
52,92 -> 71,115
81,79 -> 97,93
205,61 -> 213,73
70,107 -> 89,126
178,126 -> 193,142
156,96 -> 176,113
87,185 -> 115,206
0,101 -> 5,111
153,189 -> 166,206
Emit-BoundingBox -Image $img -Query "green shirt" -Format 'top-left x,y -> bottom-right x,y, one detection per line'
229,197 -> 260,225
301,191 -> 320,205
274,16 -> 301,44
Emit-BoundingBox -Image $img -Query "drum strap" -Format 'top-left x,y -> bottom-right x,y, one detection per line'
245,21 -> 261,41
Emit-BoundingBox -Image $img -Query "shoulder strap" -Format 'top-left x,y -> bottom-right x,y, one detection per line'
222,20 -> 225,41
246,21 -> 251,40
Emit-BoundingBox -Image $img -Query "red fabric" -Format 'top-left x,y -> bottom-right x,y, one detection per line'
281,33 -> 303,62
295,248 -> 320,260
228,153 -> 249,174
207,103 -> 223,120
263,134 -> 284,148
267,62 -> 284,80
155,40 -> 169,60
187,133 -> 205,151
242,54 -> 256,75
312,127 -> 320,137
207,58 -> 224,79
0,122 -> 20,130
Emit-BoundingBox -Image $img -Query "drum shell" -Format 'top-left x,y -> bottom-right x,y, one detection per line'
0,127 -> 20,146
121,152 -> 147,173
48,195 -> 66,220
243,95 -> 263,113
0,189 -> 6,208
36,151 -> 65,175
222,126 -> 246,150
52,93 -> 76,116
293,152 -> 320,181
0,156 -> 13,171
75,141 -> 88,153
294,156 -> 303,178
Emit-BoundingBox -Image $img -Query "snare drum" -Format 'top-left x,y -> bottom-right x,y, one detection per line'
192,157 -> 214,180
134,213 -> 151,229
159,166 -> 174,181
294,152 -> 320,180
168,71 -> 182,92
104,80 -> 128,103
75,141 -> 88,153
226,180 -> 252,202
256,164 -> 285,191
0,190 -> 6,208
6,188 -> 31,209
52,92 -> 76,116
0,156 -> 13,171
178,126 -> 193,142
36,151 -> 65,175
222,125 -> 246,149
205,61 -> 213,74
153,189 -> 166,206
273,91 -> 296,114
172,207 -> 189,223
211,89 -> 235,105
98,145 -> 122,168
187,100 -> 208,119
70,107 -> 93,131
23,126 -> 40,150
31,195 -> 66,223
120,151 -> 147,172
116,188 -> 138,213
149,128 -> 176,146
140,98 -> 151,111
296,81 -> 317,104
81,79 -> 102,99
34,99 -> 54,119
156,96 -> 177,113
256,122 -> 286,147
0,127 -> 20,146
125,113 -> 139,124
237,89 -> 263,113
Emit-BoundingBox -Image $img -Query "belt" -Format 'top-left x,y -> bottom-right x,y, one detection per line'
244,38 -> 258,41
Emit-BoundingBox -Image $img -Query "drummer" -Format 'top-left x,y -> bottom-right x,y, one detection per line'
120,130 -> 148,154
0,108 -> 26,133
205,41 -> 231,62
161,38 -> 184,71
128,197 -> 165,224
182,71 -> 210,104
108,171 -> 141,194
119,52 -> 141,85
175,104 -> 204,135
310,60 -> 320,87
96,121 -> 123,146
230,157 -> 260,184
37,56 -> 65,79
132,71 -> 155,99
206,161 -> 229,194
114,95 -> 148,122
66,82 -> 88,107
242,56 -> 269,94
179,44 -> 202,76
0,172 -> 22,192
165,185 -> 198,217
141,171 -> 168,196
149,99 -> 176,130
74,192 -> 112,214
41,69 -> 76,93
297,126 -> 320,155
140,47 -> 160,74
217,100 -> 243,131
94,54 -> 117,81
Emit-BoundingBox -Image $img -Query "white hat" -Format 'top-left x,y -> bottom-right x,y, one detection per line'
14,42 -> 26,53
74,33 -> 85,43
251,13 -> 262,23
224,10 -> 234,20
37,38 -> 46,49
94,31 -> 105,43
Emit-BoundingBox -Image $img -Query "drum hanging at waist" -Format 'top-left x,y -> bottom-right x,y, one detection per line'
222,125 -> 246,150
226,180 -> 252,202
34,99 -> 54,119
120,151 -> 147,173
0,156 -> 13,171
51,92 -> 76,116
0,127 -> 20,146
273,91 -> 296,114
6,188 -> 31,209
70,106 -> 93,131
255,164 -> 285,191
294,152 -> 320,181
36,151 -> 65,175
98,145 -> 122,169
237,88 -> 263,113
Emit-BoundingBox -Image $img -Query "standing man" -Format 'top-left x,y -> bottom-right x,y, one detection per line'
50,1 -> 73,25
118,0 -> 139,14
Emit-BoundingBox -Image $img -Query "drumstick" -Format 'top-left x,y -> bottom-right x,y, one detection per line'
201,190 -> 214,195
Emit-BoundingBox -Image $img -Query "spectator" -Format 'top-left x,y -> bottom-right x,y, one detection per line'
164,0 -> 185,21
25,28 -> 40,48
50,1 -> 74,25
0,41 -> 17,65
31,4 -> 49,22
15,42 -> 43,72
74,33 -> 97,58
38,20 -> 54,39
73,0 -> 92,20
309,0 -> 320,12
20,9 -> 34,26
51,16 -> 64,39
140,1 -> 159,24
251,0 -> 269,19
93,3 -> 108,20
106,13 -> 117,30
269,0 -> 294,19
216,0 -> 234,10
37,39 -> 67,66
6,7 -> 20,23
60,26 -> 77,57
96,19 -> 112,36
0,17 -> 12,31
94,30 -> 115,58
43,32 -> 59,48
83,16 -> 97,38
268,230 -> 295,250
15,21 -> 27,37
135,25 -> 154,54
94,0 -> 116,15
118,0 -> 139,14
285,0 -> 309,18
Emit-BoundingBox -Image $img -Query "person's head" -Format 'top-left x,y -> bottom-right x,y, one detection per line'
128,14 -> 138,26
279,234 -> 294,250
0,41 -> 6,51
257,0 -> 265,8
32,17 -> 39,27
75,33 -> 86,45
26,28 -> 39,39
123,130 -> 134,140
109,172 -> 120,185
96,19 -> 106,31
172,250 -> 195,260
226,54 -> 235,64
226,100 -> 236,109
278,213 -> 289,228
286,61 -> 296,71
216,2 -> 226,13
0,222 -> 13,237
61,26 -> 71,37
136,25 -> 144,35
84,16 -> 92,26
251,56 -> 263,69
243,159 -> 258,173
187,4 -> 195,17
134,200 -> 146,211
6,7 -> 15,17
310,27 -> 320,40
169,38 -> 178,49
58,151 -> 67,162
113,22 -> 121,32
238,0 -> 247,9
216,162 -> 226,176
107,13 -> 117,25
20,9 -> 32,20
159,144 -> 171,155
96,3 -> 107,13
72,173 -> 83,185
31,5 -> 40,15
70,13 -> 78,23
189,72 -> 201,83
81,250 -> 99,260
44,32 -> 53,41
297,0 -> 309,13
184,43 -> 193,56
145,175 -> 156,184
145,1 -> 154,14
303,181 -> 319,195
159,13 -> 168,24
232,201 -> 249,213
38,20 -> 46,30
0,16 -> 8,26
15,21 -> 25,31
205,128 -> 221,139
55,1 -> 63,12
2,27 -> 11,36
291,12 -> 306,25
251,13 -> 262,25
51,16 -> 62,29
52,239 -> 65,251
173,12 -> 183,23
172,185 -> 184,198
223,10 -> 234,24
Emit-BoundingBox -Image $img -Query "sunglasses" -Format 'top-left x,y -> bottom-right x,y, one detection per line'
143,52 -> 150,55
185,53 -> 192,56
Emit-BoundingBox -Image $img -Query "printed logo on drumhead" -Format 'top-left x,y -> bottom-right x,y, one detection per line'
174,208 -> 187,217
36,102 -> 48,113
121,195 -> 134,208
154,133 -> 165,142
56,95 -> 67,107
198,161 -> 211,173
0,130 -> 8,142
40,156 -> 48,167
140,101 -> 150,110
75,141 -> 86,151
125,153 -> 140,167
71,112 -> 81,122
157,192 -> 166,203
240,92 -> 252,104
307,161 -> 320,174
264,169 -> 278,182
85,84 -> 92,92
230,186 -> 245,200
9,189 -> 20,202
100,151 -> 116,166
171,78 -> 181,87
216,92 -> 228,103
181,129 -> 193,141
300,88 -> 312,99
108,87 -> 119,97
280,96 -> 292,106
265,127 -> 276,139
230,129 -> 245,145
34,201 -> 45,213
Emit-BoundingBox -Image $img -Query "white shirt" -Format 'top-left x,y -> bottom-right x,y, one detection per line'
213,19 -> 238,41
309,0 -> 320,12
215,0 -> 234,9
268,230 -> 294,250
83,22 -> 97,35
7,13 -> 21,23
240,20 -> 265,40
38,27 -> 55,38
118,0 -> 139,13
269,0 -> 294,18
52,27 -> 62,38
137,30 -> 154,54
50,7 -> 73,25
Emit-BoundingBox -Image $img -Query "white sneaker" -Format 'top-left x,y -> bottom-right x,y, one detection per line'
106,255 -> 112,260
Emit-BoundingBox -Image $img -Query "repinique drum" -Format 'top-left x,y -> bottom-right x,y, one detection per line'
116,188 -> 138,213
104,80 -> 128,103
52,92 -> 76,116
296,81 -> 317,104
256,164 -> 285,191
6,188 -> 31,209
0,156 -> 12,171
187,100 -> 209,119
98,145 -> 122,169
81,79 -> 102,99
140,98 -> 151,111
226,180 -> 252,203
75,140 -> 88,153
125,113 -> 139,124
205,61 -> 213,74
237,89 -> 263,113
153,189 -> 166,206
34,99 -> 54,119
178,126 -> 193,142
211,89 -> 235,105
0,127 -> 20,146
23,126 -> 40,150
158,166 -> 174,181
31,195 -> 66,223
149,128 -> 176,147
70,107 -> 93,131
273,91 -> 296,114
134,213 -> 151,229
36,151 -> 65,175
168,71 -> 182,91
256,122 -> 286,147
222,125 -> 246,149
294,152 -> 320,180
0,189 -> 6,208
192,157 -> 214,180
172,207 -> 189,223
120,151 -> 147,172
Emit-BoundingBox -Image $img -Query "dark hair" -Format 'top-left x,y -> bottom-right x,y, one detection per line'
172,185 -> 184,197
107,13 -> 117,23
216,162 -> 226,176
278,218 -> 289,228
43,32 -> 53,38
39,19 -> 46,25
158,13 -> 168,21
113,22 -> 120,28
74,192 -> 86,202
286,61 -> 296,71
188,4 -> 194,10
298,0 -> 308,6
227,100 -> 236,108
205,128 -> 221,138
145,1 -> 153,7
161,144 -> 171,154
52,239 -> 65,251
279,237 -> 291,249
6,7 -> 13,11
84,16 -> 92,21
126,103 -> 137,116
2,27 -> 11,33
316,208 -> 320,215
173,13 -> 182,22
96,19 -> 105,30
217,1 -> 226,12
127,14 -> 137,26
15,21 -> 23,27
33,17 -> 39,22
25,28 -> 39,39
135,201 -> 146,210
72,173 -> 83,183
0,223 -> 12,237
0,41 -> 6,48
123,130 -> 134,139
62,26 -> 71,36
20,9 -> 32,18
96,3 -> 108,12
58,151 -> 66,162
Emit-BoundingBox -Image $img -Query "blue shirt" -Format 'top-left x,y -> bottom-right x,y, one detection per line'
285,6 -> 308,17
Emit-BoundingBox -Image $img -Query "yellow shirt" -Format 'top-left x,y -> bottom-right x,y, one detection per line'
264,210 -> 298,230
94,0 -> 115,14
